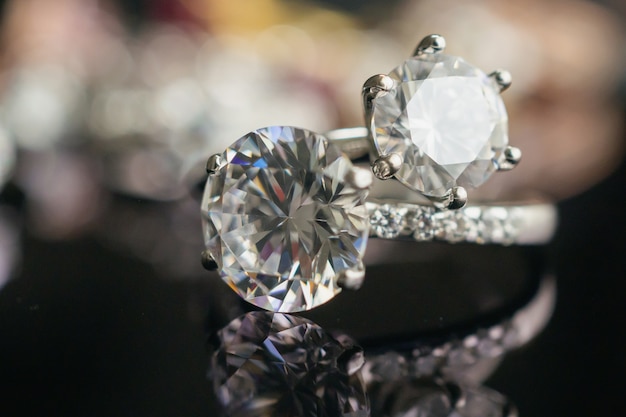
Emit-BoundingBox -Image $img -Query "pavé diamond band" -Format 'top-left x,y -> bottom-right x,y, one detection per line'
199,35 -> 556,313
366,201 -> 555,245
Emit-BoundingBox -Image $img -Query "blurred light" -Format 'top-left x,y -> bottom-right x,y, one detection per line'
154,78 -> 205,130
0,208 -> 20,291
137,26 -> 199,88
0,127 -> 16,188
96,197 -> 205,280
17,151 -> 106,239
103,146 -> 188,201
87,28 -> 337,201
90,89 -> 153,138
385,0 -> 626,200
1,66 -> 86,151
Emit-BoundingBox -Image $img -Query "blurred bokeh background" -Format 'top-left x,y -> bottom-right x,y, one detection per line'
0,0 -> 624,416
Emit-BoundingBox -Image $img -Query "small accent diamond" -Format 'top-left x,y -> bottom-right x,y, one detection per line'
370,204 -> 407,238
410,206 -> 437,241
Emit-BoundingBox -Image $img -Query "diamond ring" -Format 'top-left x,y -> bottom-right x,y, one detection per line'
200,126 -> 555,313
199,35 -> 556,313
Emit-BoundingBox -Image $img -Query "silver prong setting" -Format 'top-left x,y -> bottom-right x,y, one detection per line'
489,69 -> 512,92
414,34 -> 446,55
432,186 -> 468,210
345,166 -> 374,190
362,74 -> 394,104
206,153 -> 225,174
496,146 -> 522,171
362,75 -> 395,158
447,186 -> 468,210
337,263 -> 365,291
372,153 -> 403,180
201,250 -> 218,271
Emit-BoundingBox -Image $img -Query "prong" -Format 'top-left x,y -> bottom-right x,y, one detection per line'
414,34 -> 446,55
201,250 -> 218,271
496,146 -> 522,171
432,186 -> 468,210
372,153 -> 402,180
489,69 -> 512,92
362,74 -> 394,105
345,166 -> 373,190
447,186 -> 468,210
332,332 -> 365,375
337,264 -> 365,291
206,153 -> 224,174
362,75 -> 395,158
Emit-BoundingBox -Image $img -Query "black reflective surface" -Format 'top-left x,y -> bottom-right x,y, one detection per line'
0,158 -> 624,416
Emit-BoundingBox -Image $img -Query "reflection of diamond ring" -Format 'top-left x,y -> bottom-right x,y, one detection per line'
199,35 -> 556,313
363,277 -> 556,384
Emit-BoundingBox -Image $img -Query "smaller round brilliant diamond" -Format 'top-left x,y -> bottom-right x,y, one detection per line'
201,126 -> 370,313
372,53 -> 508,197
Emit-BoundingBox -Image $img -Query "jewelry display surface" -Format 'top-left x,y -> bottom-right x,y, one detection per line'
0,166 -> 624,416
204,275 -> 553,416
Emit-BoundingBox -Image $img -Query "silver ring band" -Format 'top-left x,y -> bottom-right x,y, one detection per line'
325,126 -> 372,160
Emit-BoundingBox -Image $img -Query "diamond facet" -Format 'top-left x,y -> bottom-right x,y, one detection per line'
371,53 -> 508,197
211,312 -> 369,417
201,126 -> 370,312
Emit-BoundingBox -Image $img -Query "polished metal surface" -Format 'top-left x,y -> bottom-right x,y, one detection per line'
413,33 -> 447,55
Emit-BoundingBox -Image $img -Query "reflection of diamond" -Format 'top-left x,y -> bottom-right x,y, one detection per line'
211,312 -> 369,417
202,126 -> 370,312
368,378 -> 514,417
372,54 -> 508,196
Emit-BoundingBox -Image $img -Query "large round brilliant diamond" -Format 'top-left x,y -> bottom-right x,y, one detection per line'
201,126 -> 369,313
372,54 -> 508,197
